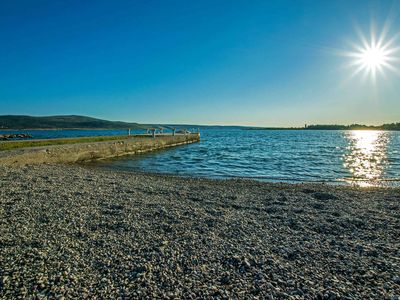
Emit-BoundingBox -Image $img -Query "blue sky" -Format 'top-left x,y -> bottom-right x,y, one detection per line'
0,0 -> 399,126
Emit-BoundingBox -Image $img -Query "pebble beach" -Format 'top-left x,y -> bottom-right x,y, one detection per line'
0,164 -> 399,299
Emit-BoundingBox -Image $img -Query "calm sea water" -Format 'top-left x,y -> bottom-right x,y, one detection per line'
95,129 -> 400,186
2,129 -> 399,186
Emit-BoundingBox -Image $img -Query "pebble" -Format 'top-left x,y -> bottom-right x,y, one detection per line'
0,164 -> 399,299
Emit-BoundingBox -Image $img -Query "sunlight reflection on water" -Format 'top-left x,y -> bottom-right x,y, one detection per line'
91,129 -> 400,187
343,130 -> 389,186
7,129 -> 398,186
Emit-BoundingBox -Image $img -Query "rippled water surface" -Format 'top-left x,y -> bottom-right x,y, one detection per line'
96,130 -> 400,186
2,129 -> 399,185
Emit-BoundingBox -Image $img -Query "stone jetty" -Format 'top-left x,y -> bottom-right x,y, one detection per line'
0,133 -> 200,166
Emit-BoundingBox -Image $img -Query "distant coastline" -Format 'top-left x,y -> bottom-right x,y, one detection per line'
247,122 -> 400,131
0,128 -> 140,131
0,115 -> 244,131
1,115 -> 399,131
0,115 -> 146,130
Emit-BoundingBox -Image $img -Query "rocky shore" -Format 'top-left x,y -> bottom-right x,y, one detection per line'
0,164 -> 399,299
0,133 -> 32,141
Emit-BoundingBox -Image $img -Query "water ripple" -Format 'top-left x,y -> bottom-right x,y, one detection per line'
93,129 -> 400,187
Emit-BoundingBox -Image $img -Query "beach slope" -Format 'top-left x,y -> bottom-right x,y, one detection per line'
0,165 -> 399,299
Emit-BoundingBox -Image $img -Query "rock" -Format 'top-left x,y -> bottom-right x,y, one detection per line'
220,275 -> 231,285
313,192 -> 338,200
243,258 -> 251,269
0,164 -> 398,299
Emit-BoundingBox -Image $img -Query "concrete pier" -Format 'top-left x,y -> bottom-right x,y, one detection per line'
0,133 -> 200,166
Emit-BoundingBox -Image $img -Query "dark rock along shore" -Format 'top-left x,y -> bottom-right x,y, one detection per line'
0,164 -> 399,299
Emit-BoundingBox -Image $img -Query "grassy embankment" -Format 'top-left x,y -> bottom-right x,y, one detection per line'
0,135 -> 140,151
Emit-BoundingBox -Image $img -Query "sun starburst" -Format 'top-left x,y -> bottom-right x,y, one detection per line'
342,23 -> 400,83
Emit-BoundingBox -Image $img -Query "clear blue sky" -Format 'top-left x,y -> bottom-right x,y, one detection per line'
1,0 -> 399,126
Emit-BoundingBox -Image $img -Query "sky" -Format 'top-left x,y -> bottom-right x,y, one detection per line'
0,0 -> 399,126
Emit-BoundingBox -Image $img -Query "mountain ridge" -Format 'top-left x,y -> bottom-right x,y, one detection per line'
1,115 -> 399,131
0,115 -> 145,130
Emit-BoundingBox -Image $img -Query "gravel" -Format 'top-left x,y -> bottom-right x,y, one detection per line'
0,164 -> 399,299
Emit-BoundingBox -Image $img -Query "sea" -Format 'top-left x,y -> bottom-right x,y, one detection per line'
1,129 -> 399,186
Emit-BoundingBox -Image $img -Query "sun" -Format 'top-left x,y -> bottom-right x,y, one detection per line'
351,41 -> 395,80
359,46 -> 388,71
342,23 -> 400,82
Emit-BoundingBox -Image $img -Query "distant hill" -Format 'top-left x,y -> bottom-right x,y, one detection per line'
0,115 -> 146,130
0,115 -> 256,131
2,115 -> 399,131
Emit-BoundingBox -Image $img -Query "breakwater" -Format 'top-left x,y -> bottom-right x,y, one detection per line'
0,133 -> 32,140
0,133 -> 200,166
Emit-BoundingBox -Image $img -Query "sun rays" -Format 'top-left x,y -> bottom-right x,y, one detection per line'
340,21 -> 400,83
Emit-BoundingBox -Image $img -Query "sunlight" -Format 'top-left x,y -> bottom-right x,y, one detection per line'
359,46 -> 388,71
343,130 -> 389,184
341,22 -> 400,83
350,42 -> 396,81
353,130 -> 379,154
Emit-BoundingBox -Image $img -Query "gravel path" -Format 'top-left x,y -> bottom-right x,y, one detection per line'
0,164 -> 399,299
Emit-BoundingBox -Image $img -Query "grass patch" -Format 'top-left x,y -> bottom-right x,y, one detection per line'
0,135 -> 143,151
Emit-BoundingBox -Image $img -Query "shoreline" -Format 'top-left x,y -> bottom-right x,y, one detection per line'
0,128 -> 145,131
1,128 -> 400,131
1,164 -> 399,299
88,163 -> 400,189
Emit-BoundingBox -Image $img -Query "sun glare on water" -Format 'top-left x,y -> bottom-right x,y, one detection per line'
343,130 -> 389,186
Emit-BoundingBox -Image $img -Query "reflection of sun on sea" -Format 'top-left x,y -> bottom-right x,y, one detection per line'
343,130 -> 388,186
353,130 -> 379,155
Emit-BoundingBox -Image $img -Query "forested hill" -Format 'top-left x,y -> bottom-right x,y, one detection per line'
0,115 -> 146,129
304,123 -> 400,130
